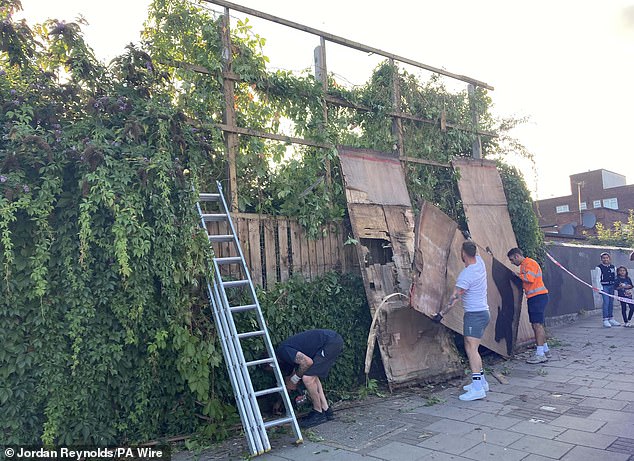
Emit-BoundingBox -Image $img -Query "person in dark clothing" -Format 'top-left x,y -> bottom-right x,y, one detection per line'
598,252 -> 619,327
276,329 -> 343,428
615,266 -> 634,327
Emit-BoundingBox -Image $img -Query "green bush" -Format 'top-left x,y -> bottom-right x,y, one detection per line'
256,272 -> 371,392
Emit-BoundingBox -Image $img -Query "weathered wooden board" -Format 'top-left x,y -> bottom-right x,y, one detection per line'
411,201 -> 458,316
340,147 -> 463,387
248,217 -> 262,286
263,218 -> 277,288
339,147 -> 411,206
452,158 -> 534,348
278,218 -> 289,282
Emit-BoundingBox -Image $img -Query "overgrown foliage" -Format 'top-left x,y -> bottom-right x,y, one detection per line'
587,211 -> 634,248
0,0 -> 542,446
498,163 -> 545,263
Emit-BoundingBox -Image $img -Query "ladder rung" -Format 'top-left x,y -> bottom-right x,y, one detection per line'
199,193 -> 222,202
254,386 -> 284,398
215,257 -> 242,265
246,357 -> 275,368
237,330 -> 265,340
209,234 -> 235,243
264,416 -> 294,429
202,213 -> 227,222
230,304 -> 257,313
223,280 -> 250,288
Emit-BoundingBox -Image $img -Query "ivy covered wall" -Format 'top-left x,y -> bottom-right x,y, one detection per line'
0,0 -> 542,445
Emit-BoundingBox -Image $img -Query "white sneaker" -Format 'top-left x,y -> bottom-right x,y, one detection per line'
609,319 -> 621,326
625,322 -> 631,328
463,380 -> 490,392
603,320 -> 612,328
459,388 -> 486,401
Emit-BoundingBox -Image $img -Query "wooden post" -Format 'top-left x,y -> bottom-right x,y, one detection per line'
390,59 -> 405,158
221,9 -> 239,210
314,37 -> 331,187
468,83 -> 482,159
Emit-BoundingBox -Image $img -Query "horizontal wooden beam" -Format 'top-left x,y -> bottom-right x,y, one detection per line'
216,123 -> 332,149
202,0 -> 494,90
399,156 -> 450,168
325,95 -> 497,138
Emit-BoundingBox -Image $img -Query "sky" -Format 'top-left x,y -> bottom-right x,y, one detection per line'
17,0 -> 634,200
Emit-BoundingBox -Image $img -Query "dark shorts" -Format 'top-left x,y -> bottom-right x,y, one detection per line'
305,334 -> 344,378
463,310 -> 490,339
527,293 -> 549,324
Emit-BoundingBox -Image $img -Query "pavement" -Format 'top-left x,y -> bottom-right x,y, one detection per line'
177,313 -> 634,460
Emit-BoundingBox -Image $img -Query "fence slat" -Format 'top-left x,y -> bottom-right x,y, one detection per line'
290,220 -> 302,277
278,218 -> 290,282
263,218 -> 277,289
248,217 -> 262,286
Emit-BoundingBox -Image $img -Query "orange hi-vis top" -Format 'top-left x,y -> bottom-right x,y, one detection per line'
519,257 -> 548,298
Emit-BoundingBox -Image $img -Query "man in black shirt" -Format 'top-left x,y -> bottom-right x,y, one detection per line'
276,329 -> 343,428
598,252 -> 619,327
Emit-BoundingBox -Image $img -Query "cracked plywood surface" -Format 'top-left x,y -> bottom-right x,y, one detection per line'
340,147 -> 462,387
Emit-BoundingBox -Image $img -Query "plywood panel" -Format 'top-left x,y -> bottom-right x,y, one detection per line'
411,201 -> 524,357
340,147 -> 463,387
349,204 -> 389,240
384,207 -> 415,295
452,158 -> 534,349
339,147 -> 411,206
410,201 -> 458,316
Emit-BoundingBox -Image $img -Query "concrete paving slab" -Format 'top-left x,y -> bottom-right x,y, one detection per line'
589,409 -> 634,424
579,397 -> 628,411
463,427 -> 523,447
366,441 -> 431,461
412,404 -> 480,421
571,386 -> 620,398
508,420 -> 567,439
417,433 -> 481,455
460,441 -> 526,461
561,445 -> 630,461
508,434 -> 574,458
465,412 -> 523,430
598,422 -> 634,439
549,414 -> 606,432
423,419 -> 479,436
555,429 -> 618,450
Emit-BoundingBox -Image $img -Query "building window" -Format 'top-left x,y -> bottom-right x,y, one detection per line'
603,198 -> 618,210
580,202 -> 587,210
556,205 -> 570,213
593,200 -> 601,208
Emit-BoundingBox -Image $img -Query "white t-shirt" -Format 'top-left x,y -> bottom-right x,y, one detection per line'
455,255 -> 489,312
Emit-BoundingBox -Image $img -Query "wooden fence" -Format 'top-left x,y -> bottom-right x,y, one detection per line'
206,213 -> 358,288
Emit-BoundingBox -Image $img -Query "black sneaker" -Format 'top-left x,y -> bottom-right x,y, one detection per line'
324,407 -> 334,421
299,410 -> 327,428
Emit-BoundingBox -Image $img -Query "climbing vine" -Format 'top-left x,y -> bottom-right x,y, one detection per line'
0,0 -> 542,446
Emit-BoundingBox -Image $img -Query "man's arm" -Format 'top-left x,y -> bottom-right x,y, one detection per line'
441,286 -> 466,316
284,351 -> 314,391
294,351 -> 313,376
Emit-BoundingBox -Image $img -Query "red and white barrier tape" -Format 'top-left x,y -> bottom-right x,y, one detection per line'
546,252 -> 634,304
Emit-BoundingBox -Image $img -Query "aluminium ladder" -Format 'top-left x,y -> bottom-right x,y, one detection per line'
196,181 -> 302,456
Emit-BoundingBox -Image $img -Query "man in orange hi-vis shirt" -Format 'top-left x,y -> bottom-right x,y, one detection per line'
507,247 -> 551,364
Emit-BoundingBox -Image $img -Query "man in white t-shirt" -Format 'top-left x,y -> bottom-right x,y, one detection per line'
436,240 -> 490,401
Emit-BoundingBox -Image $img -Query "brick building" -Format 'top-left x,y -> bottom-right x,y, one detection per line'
534,169 -> 634,239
